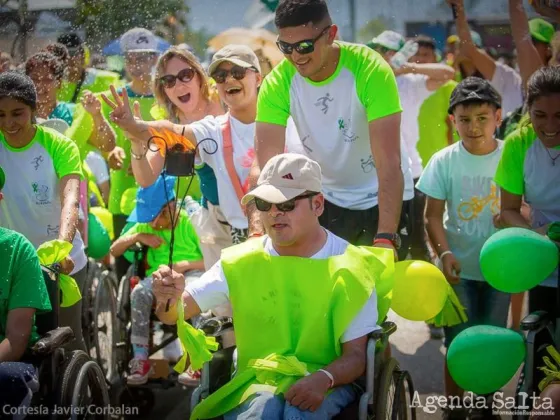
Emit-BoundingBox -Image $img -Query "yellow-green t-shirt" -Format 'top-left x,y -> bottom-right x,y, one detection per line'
121,211 -> 203,276
58,68 -> 122,103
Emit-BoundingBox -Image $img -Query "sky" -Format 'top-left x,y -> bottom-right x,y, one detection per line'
186,0 -> 375,40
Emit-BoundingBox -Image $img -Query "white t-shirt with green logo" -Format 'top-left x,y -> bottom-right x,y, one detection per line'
257,41 -> 414,211
0,126 -> 87,274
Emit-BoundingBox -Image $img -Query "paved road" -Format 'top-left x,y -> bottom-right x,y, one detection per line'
137,310 -> 520,419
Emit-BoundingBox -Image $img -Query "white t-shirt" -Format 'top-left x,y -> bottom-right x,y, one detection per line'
258,41 -> 414,211
190,115 -> 301,229
0,126 -> 87,274
491,62 -> 523,118
397,73 -> 433,179
416,141 -> 504,281
186,230 -> 380,343
85,151 -> 109,184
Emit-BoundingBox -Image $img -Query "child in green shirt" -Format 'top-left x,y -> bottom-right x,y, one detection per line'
110,174 -> 203,386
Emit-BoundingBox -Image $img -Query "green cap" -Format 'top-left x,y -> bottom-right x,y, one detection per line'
0,166 -> 4,190
529,18 -> 555,44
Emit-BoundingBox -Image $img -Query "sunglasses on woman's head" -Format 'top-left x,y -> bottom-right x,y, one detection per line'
159,67 -> 196,89
211,66 -> 253,84
276,25 -> 332,55
254,192 -> 319,212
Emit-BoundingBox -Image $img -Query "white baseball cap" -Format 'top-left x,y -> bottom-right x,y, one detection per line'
241,153 -> 322,205
370,31 -> 405,52
120,28 -> 158,54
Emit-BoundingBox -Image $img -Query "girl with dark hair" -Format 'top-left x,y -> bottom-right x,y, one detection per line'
25,51 -> 74,126
0,71 -> 88,352
495,65 -> 560,314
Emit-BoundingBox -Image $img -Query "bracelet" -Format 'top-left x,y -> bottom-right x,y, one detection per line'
317,369 -> 335,389
439,250 -> 453,259
130,144 -> 147,160
248,232 -> 265,239
373,238 -> 394,247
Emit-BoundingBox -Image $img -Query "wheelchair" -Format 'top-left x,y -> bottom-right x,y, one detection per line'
108,244 -> 181,417
27,264 -> 110,419
190,317 -> 416,420
514,261 -> 560,420
82,258 -> 119,384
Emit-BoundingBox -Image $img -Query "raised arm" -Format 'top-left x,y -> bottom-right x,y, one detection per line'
396,62 -> 455,82
509,0 -> 545,85
449,0 -> 497,80
82,90 -> 116,153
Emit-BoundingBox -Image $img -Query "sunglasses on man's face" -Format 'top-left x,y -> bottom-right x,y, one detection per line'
211,66 -> 253,84
276,25 -> 332,55
255,192 -> 318,212
159,67 -> 196,89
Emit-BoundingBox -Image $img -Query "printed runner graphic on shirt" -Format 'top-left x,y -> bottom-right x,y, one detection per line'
31,155 -> 44,170
457,179 -> 500,236
315,93 -> 334,114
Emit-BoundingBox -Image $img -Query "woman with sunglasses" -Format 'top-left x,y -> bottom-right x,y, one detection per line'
104,45 -> 269,247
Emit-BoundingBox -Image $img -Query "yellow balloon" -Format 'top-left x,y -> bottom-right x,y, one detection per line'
120,187 -> 138,216
391,260 -> 448,321
90,207 -> 115,240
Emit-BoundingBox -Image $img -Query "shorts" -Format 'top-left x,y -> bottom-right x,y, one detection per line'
319,199 -> 412,261
444,279 -> 510,348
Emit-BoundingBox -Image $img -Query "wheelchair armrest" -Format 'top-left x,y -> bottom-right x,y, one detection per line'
199,316 -> 234,337
369,321 -> 397,341
30,327 -> 74,355
521,311 -> 551,332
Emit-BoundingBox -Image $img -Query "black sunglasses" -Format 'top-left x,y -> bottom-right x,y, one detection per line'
254,192 -> 319,212
211,66 -> 253,84
159,67 -> 196,89
276,25 -> 332,55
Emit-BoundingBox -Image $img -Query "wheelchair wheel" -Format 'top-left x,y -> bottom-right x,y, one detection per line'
83,260 -> 101,355
375,358 -> 407,420
93,269 -> 118,382
56,350 -> 90,414
513,365 -> 530,420
392,370 -> 416,420
70,360 -> 111,420
115,270 -> 133,377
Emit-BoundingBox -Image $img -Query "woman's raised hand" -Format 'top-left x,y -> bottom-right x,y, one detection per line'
101,85 -> 147,140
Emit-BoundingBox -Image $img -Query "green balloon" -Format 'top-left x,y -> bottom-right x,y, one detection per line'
480,227 -> 559,293
447,325 -> 525,395
88,213 -> 111,259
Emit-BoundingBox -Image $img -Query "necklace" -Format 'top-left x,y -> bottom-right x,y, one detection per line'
545,146 -> 560,166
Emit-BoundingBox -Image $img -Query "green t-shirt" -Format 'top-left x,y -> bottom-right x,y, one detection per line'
57,68 -> 122,103
416,80 -> 458,167
122,211 -> 203,276
106,86 -> 156,215
494,124 -> 560,287
0,227 -> 52,345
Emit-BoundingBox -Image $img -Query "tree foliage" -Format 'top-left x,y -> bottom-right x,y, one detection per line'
75,0 -> 188,48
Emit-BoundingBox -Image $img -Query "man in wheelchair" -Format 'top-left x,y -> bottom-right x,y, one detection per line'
152,154 -> 394,419
110,174 -> 204,386
0,172 -> 52,416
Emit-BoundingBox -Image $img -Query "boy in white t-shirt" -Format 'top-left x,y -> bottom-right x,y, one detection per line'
416,77 -> 509,414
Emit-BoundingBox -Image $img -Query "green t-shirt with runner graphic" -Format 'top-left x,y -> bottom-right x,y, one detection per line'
122,210 -> 203,276
257,41 -> 414,210
0,227 -> 51,345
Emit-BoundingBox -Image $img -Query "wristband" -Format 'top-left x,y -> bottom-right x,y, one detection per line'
317,369 -> 335,388
439,250 -> 453,259
131,147 -> 147,160
248,232 -> 264,239
373,238 -> 394,247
